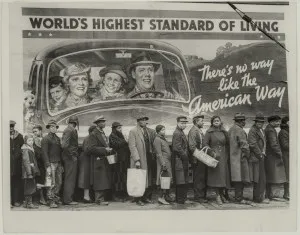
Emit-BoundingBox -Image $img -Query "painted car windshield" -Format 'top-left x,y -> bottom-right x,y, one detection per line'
47,48 -> 190,114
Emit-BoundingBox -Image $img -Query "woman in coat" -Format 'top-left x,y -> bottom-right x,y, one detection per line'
278,116 -> 289,200
78,125 -> 97,203
22,134 -> 40,209
109,122 -> 130,202
203,116 -> 231,205
153,125 -> 174,205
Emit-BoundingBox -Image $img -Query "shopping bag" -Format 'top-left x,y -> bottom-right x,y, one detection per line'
127,168 -> 147,197
193,146 -> 219,168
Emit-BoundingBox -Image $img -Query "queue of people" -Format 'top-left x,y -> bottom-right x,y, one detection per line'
10,112 -> 290,209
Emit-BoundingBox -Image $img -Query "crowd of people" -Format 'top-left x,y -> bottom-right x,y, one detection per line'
10,112 -> 289,209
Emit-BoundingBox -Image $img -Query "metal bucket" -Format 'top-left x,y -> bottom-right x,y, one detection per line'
107,152 -> 117,164
160,171 -> 171,189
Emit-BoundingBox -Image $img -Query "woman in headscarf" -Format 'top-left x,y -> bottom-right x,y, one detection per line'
203,116 -> 231,205
109,122 -> 130,202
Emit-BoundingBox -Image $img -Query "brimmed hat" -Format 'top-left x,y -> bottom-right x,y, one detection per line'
268,115 -> 281,123
281,116 -> 289,124
10,120 -> 16,126
46,120 -> 59,129
193,114 -> 204,120
233,113 -> 246,121
136,112 -> 149,121
112,122 -> 122,128
93,115 -> 106,124
99,65 -> 128,84
253,113 -> 265,122
177,116 -> 189,123
68,115 -> 79,127
63,63 -> 91,84
128,52 -> 161,75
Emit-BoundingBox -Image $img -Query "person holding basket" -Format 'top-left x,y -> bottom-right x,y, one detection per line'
153,125 -> 174,205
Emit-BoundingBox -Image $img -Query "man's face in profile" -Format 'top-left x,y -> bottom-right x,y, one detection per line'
132,64 -> 155,90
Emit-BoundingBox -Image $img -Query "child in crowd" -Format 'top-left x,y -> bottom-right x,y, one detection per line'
49,76 -> 67,112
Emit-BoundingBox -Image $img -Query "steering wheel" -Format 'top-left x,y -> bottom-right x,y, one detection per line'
129,91 -> 165,98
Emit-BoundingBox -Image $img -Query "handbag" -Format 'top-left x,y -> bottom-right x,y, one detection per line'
193,146 -> 219,168
127,168 -> 147,197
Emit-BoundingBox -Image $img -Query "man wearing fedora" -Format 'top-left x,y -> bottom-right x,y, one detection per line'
127,52 -> 184,100
248,113 -> 269,204
128,112 -> 156,206
61,116 -> 79,205
265,115 -> 287,201
172,116 -> 190,204
188,114 -> 208,203
10,120 -> 24,207
41,120 -> 63,208
228,113 -> 251,204
87,115 -> 113,205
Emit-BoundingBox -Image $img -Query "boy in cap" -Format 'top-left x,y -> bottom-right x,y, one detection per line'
265,115 -> 287,201
10,120 -> 24,207
61,116 -> 79,205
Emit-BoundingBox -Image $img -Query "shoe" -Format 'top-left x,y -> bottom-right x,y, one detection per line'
283,195 -> 290,201
158,197 -> 170,205
220,195 -> 229,203
261,198 -> 270,204
49,201 -> 58,208
13,202 -> 21,207
136,200 -> 145,206
271,197 -> 286,202
142,198 -> 153,204
96,201 -> 109,206
165,195 -> 175,203
237,199 -> 253,205
64,201 -> 78,205
216,195 -> 223,205
26,203 -> 39,209
194,198 -> 208,203
185,199 -> 194,204
39,200 -> 47,205
83,199 -> 92,203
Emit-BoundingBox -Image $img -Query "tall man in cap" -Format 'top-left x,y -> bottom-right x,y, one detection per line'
61,116 -> 79,205
127,52 -> 183,100
265,115 -> 286,201
172,116 -> 189,204
87,115 -> 112,205
10,120 -> 24,207
188,114 -> 208,203
248,113 -> 269,204
228,113 -> 251,204
128,112 -> 156,206
41,120 -> 63,208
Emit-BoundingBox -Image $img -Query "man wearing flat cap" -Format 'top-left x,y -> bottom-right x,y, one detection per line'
92,65 -> 128,102
188,114 -> 208,203
248,113 -> 269,204
172,116 -> 190,204
265,115 -> 287,201
228,113 -> 251,204
128,112 -> 156,206
61,116 -> 79,205
87,115 -> 113,205
10,120 -> 24,207
41,120 -> 63,208
127,52 -> 184,100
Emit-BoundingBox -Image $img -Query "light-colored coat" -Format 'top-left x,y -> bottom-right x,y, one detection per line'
128,125 -> 156,187
228,124 -> 251,183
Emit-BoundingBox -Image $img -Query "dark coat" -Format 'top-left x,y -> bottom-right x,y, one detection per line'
87,128 -> 111,191
41,132 -> 62,167
188,125 -> 204,157
203,126 -> 231,188
172,127 -> 189,185
109,131 -> 130,163
61,125 -> 79,161
248,125 -> 266,183
33,138 -> 45,184
228,124 -> 251,183
10,131 -> 24,176
278,124 -> 289,182
78,135 -> 92,189
21,145 -> 40,179
265,124 -> 286,184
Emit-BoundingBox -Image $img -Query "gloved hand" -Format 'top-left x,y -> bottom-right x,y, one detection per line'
135,161 -> 141,169
161,164 -> 167,171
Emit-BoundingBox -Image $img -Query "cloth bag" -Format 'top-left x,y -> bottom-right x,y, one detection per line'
127,168 -> 147,197
193,146 -> 219,168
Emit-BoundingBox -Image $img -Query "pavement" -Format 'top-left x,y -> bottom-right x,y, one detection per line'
12,185 -> 289,211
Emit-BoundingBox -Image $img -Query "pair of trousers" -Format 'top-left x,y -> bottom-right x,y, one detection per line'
284,183 -> 289,196
95,189 -> 109,203
11,175 -> 23,205
136,186 -> 153,201
63,159 -> 78,203
233,182 -> 244,201
176,184 -> 187,203
193,162 -> 207,199
47,162 -> 63,201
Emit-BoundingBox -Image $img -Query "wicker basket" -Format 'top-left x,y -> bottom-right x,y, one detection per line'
193,146 -> 219,168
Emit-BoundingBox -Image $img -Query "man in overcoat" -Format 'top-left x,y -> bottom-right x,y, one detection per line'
188,114 -> 208,203
248,113 -> 269,204
87,115 -> 113,205
10,120 -> 24,207
41,120 -> 64,208
172,116 -> 189,204
265,115 -> 287,200
62,115 -> 79,205
228,113 -> 251,204
128,113 -> 156,206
